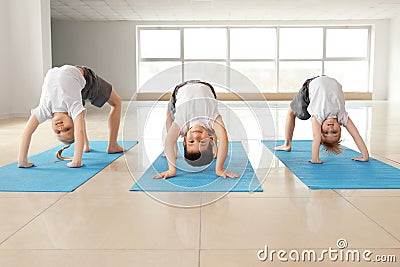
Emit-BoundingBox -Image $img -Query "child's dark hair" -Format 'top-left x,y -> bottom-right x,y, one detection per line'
321,140 -> 343,155
184,142 -> 214,166
56,140 -> 74,161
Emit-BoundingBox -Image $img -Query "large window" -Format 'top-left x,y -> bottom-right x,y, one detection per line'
279,28 -> 323,59
325,28 -> 370,92
184,28 -> 227,59
139,30 -> 180,58
137,26 -> 371,93
230,28 -> 276,92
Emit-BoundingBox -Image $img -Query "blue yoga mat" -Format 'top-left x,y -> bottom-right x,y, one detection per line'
0,141 -> 137,192
262,140 -> 400,190
131,141 -> 262,192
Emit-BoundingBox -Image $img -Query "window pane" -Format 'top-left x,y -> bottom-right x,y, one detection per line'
279,61 -> 322,92
230,62 -> 276,92
184,62 -> 227,91
139,62 -> 181,91
139,30 -> 180,58
326,29 -> 368,58
230,28 -> 276,59
324,61 -> 369,92
184,28 -> 227,59
279,28 -> 323,59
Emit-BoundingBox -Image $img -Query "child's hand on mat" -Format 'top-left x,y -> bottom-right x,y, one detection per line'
67,161 -> 83,168
153,169 -> 176,179
309,158 -> 323,164
216,169 -> 240,179
352,156 -> 369,162
18,161 -> 35,168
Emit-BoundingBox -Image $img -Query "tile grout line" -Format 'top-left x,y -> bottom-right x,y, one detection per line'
198,194 -> 203,267
371,152 -> 400,165
0,247 -> 396,251
336,190 -> 400,245
198,195 -> 207,267
0,196 -> 65,247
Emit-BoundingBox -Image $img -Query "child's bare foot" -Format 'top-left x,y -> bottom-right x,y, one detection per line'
273,144 -> 291,151
107,143 -> 125,154
84,146 -> 91,152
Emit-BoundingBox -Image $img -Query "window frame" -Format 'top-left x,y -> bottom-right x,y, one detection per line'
137,25 -> 372,94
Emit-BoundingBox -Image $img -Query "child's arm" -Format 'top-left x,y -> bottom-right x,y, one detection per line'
67,112 -> 85,168
83,118 -> 90,152
153,122 -> 180,179
310,116 -> 323,164
214,116 -> 239,178
165,111 -> 178,157
345,117 -> 369,162
212,135 -> 218,158
18,114 -> 39,168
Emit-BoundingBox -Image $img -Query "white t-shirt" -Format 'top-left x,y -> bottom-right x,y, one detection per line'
31,65 -> 86,124
307,76 -> 348,126
174,82 -> 220,135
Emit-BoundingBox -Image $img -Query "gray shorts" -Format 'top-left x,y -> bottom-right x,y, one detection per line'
79,66 -> 112,108
167,80 -> 217,120
290,76 -> 320,120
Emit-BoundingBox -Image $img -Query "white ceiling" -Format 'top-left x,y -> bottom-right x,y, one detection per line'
51,0 -> 400,21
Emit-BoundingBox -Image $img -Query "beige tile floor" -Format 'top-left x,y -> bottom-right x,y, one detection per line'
0,100 -> 399,266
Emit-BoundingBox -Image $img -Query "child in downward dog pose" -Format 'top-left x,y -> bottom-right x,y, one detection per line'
274,75 -> 369,163
18,65 -> 124,168
153,80 -> 239,179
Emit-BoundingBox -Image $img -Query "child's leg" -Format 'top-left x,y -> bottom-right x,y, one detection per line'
274,107 -> 296,151
106,89 -> 124,153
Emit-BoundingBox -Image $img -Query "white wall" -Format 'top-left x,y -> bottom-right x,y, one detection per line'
371,20 -> 390,100
9,0 -> 52,116
0,0 -> 52,118
0,0 -> 11,116
52,19 -> 392,100
388,16 -> 400,101
51,21 -> 136,100
41,0 -> 52,76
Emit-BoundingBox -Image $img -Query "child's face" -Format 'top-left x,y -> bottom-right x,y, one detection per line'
52,113 -> 74,143
184,125 -> 212,154
321,118 -> 341,144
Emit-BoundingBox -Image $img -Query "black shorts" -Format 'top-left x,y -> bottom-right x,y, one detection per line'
290,76 -> 320,120
167,80 -> 217,120
79,66 -> 112,108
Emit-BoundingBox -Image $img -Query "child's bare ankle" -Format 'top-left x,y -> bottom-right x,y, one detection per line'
107,143 -> 125,154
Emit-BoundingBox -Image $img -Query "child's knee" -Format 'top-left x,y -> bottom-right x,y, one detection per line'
109,90 -> 122,107
288,107 -> 295,116
115,95 -> 122,106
